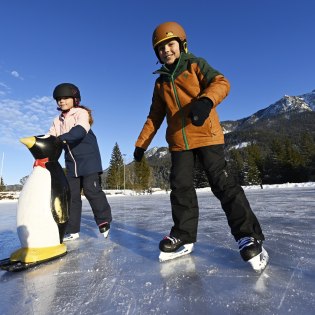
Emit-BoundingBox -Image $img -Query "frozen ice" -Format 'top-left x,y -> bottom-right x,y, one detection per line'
0,185 -> 314,314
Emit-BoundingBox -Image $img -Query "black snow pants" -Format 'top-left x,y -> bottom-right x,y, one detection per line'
169,145 -> 264,243
66,173 -> 112,234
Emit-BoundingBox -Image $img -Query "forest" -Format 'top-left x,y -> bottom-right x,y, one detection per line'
102,130 -> 315,191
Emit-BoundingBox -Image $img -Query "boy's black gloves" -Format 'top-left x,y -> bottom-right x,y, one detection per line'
134,147 -> 145,162
190,97 -> 213,126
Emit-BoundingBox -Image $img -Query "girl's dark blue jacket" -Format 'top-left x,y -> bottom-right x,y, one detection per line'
48,107 -> 103,177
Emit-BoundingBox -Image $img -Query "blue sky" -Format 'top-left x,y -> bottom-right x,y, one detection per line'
1,0 -> 314,185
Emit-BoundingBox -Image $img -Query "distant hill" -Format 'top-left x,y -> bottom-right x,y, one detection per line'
222,90 -> 315,151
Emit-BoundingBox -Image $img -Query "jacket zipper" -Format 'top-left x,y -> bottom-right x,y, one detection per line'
170,78 -> 189,150
66,144 -> 78,177
168,55 -> 189,150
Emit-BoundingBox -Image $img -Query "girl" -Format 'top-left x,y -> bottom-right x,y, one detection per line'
49,83 -> 112,241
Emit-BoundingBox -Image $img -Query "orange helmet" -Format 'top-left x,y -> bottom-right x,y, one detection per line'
152,22 -> 188,62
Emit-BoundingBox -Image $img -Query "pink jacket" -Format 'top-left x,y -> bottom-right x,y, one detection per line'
48,107 -> 103,177
49,107 -> 90,136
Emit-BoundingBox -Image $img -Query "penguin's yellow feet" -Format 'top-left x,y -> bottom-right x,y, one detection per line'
10,243 -> 67,263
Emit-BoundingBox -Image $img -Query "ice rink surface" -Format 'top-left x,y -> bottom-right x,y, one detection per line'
0,187 -> 314,315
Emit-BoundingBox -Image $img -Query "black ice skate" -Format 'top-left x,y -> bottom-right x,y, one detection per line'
238,237 -> 269,272
159,236 -> 194,262
98,222 -> 110,238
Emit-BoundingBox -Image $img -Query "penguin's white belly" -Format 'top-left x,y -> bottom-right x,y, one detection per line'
17,167 -> 60,248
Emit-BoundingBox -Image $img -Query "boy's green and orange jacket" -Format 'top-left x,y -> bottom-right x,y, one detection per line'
135,52 -> 230,151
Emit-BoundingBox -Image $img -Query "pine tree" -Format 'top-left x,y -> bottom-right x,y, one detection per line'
243,154 -> 261,185
299,133 -> 315,180
282,138 -> 306,182
299,132 -> 315,166
106,143 -> 124,189
0,177 -> 5,192
265,138 -> 286,183
245,145 -> 263,185
134,157 -> 151,192
228,149 -> 245,185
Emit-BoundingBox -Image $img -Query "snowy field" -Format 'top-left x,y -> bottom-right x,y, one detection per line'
0,184 -> 314,315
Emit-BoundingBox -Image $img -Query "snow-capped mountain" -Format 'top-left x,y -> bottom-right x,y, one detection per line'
145,147 -> 169,159
222,89 -> 315,134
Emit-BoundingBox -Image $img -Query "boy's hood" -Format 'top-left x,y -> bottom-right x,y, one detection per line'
153,52 -> 196,75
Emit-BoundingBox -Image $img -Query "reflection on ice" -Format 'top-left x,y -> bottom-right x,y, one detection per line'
0,186 -> 314,314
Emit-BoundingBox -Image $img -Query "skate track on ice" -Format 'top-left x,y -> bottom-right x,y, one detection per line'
0,187 -> 314,314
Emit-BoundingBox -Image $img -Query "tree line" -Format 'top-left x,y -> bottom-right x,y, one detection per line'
104,132 -> 315,191
227,132 -> 315,186
103,142 -> 152,192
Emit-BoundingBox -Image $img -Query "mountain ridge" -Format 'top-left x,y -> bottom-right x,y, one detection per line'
222,89 -> 315,134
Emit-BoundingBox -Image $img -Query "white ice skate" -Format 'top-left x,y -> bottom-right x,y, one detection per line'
159,243 -> 194,262
247,246 -> 269,273
102,229 -> 110,238
99,222 -> 110,239
63,233 -> 79,242
238,237 -> 269,273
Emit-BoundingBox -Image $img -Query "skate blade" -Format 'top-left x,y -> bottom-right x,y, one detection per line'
159,243 -> 194,262
247,247 -> 269,273
63,233 -> 79,242
102,230 -> 110,238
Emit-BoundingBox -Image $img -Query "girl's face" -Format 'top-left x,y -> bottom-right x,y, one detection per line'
56,97 -> 74,111
157,39 -> 181,65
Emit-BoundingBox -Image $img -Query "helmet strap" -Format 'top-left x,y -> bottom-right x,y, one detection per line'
182,41 -> 188,53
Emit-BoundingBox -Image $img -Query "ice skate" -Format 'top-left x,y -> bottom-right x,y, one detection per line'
63,233 -> 79,242
99,222 -> 110,238
238,237 -> 269,272
159,236 -> 194,262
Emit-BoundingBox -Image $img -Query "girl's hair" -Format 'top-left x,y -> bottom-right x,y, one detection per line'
56,101 -> 94,125
77,105 -> 94,125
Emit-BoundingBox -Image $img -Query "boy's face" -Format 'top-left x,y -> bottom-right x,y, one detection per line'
157,39 -> 181,65
56,97 -> 74,111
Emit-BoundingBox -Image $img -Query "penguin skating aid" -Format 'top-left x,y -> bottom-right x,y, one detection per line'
0,135 -> 71,272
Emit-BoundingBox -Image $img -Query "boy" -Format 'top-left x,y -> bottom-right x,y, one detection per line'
134,22 -> 268,272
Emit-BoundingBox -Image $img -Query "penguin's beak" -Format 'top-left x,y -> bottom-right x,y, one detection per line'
20,136 -> 36,148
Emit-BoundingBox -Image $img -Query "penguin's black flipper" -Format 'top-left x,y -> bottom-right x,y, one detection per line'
46,162 -> 71,243
0,252 -> 67,272
46,162 -> 70,224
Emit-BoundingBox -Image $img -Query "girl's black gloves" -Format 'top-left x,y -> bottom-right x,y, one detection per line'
134,147 -> 145,162
190,98 -> 213,126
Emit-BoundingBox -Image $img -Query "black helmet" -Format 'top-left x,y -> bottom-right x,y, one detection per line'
53,83 -> 81,105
